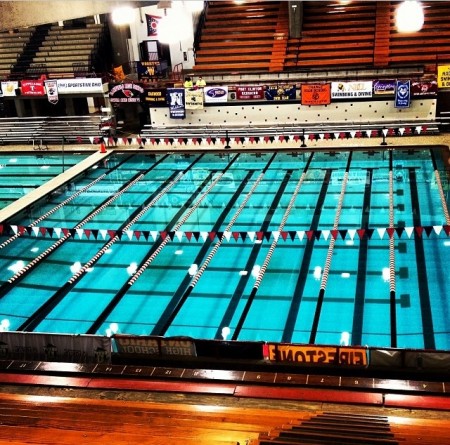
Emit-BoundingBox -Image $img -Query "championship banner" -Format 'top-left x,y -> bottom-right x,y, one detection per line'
265,85 -> 296,100
145,87 -> 167,107
437,65 -> 450,88
185,88 -> 204,109
137,61 -> 160,80
395,80 -> 411,108
373,79 -> 396,95
331,81 -> 373,99
114,335 -> 197,357
0,332 -> 112,364
266,343 -> 368,366
236,85 -> 265,100
56,78 -> 104,94
109,82 -> 144,103
301,83 -> 331,105
167,87 -> 186,119
146,14 -> 160,37
20,79 -> 45,96
204,86 -> 228,103
0,81 -> 19,96
45,80 -> 58,104
411,80 -> 437,96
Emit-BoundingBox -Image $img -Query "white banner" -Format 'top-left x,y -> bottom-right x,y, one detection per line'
204,86 -> 229,103
331,81 -> 373,99
45,80 -> 58,104
56,78 -> 104,94
0,81 -> 19,97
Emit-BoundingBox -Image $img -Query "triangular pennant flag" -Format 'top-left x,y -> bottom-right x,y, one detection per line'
280,231 -> 288,240
366,130 -> 372,138
433,225 -> 443,236
167,231 -> 175,240
357,229 -> 366,239
89,136 -> 95,144
322,230 -> 330,240
116,230 -> 123,240
377,227 -> 386,239
232,231 -> 240,241
192,231 -> 200,241
91,229 -> 99,239
99,229 -> 108,240
107,230 -> 116,239
134,230 -> 141,240
76,228 -> 84,239
395,227 -> 404,238
247,231 -> 255,242
415,125 -> 422,134
272,230 -> 280,241
142,230 -> 150,241
306,230 -> 314,240
47,228 -> 54,238
150,231 -> 158,241
160,231 -> 167,240
331,229 -> 339,240
185,231 -> 193,241
338,229 -> 347,240
386,228 -> 395,238
69,228 -> 77,238
175,231 -> 183,242
208,231 -> 216,241
366,228 -> 374,239
84,229 -> 91,239
314,230 -> 321,240
319,133 -> 325,140
256,231 -> 264,240
125,230 -> 134,241
263,231 -> 271,241
217,231 -> 224,240
240,232 -> 247,241
382,128 -> 388,136
200,231 -> 208,241
350,131 -> 356,138
297,230 -> 305,241
443,225 -> 450,236
348,229 -> 356,240
39,227 -> 47,237
398,127 -> 405,136
415,226 -> 424,238
62,228 -> 70,237
288,231 -> 296,241
54,227 -> 62,238
423,226 -> 433,237
405,227 -> 414,238
223,231 -> 232,242
32,226 -> 40,237
10,225 -> 18,235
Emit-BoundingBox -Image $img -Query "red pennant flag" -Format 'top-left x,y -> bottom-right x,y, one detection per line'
107,230 -> 116,239
339,132 -> 346,139
208,231 -> 216,241
0,224 -> 3,235
280,231 -> 288,240
18,226 -> 26,235
415,226 -> 424,237
324,133 -> 331,140
306,230 -> 314,240
256,231 -> 264,240
308,133 -> 315,141
357,229 -> 366,239
164,138 -> 170,145
62,228 -> 70,236
331,229 -> 339,240
232,232 -> 240,241
185,232 -> 193,241
355,131 -> 362,138
293,135 -> 300,142
84,229 -> 91,239
386,228 -> 395,238
122,137 -> 128,145
134,231 -> 141,240
249,136 -> 255,143
76,136 -> 83,143
264,136 -> 270,143
160,231 -> 167,240
39,227 -> 47,236
278,135 -> 284,142
206,137 -> 212,145
443,225 -> 450,236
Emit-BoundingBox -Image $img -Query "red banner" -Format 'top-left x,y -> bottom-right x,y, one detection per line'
21,79 -> 45,96
301,83 -> 331,105
236,86 -> 265,100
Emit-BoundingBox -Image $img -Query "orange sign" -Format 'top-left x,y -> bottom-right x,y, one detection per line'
301,83 -> 331,105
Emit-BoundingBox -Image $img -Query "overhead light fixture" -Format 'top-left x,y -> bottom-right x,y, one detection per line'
111,6 -> 135,26
395,1 -> 424,33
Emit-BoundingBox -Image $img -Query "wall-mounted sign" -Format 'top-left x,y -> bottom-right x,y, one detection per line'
145,88 -> 167,106
21,80 -> 45,96
56,78 -> 104,94
301,83 -> 331,105
204,86 -> 228,103
331,81 -> 373,99
236,85 -> 265,100
109,83 -> 144,103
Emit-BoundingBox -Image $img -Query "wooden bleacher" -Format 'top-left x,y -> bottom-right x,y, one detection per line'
0,29 -> 32,79
0,388 -> 448,445
193,0 -> 289,73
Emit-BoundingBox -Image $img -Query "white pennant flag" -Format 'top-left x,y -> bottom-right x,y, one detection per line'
322,230 -> 330,240
99,229 -> 108,240
404,227 -> 414,238
366,130 -> 372,138
32,227 -> 40,237
334,132 -> 340,140
348,229 -> 356,240
398,127 -> 405,136
223,231 -> 232,242
297,230 -> 305,241
382,128 -> 388,136
200,231 -> 208,241
319,133 -> 325,140
175,231 -> 183,242
125,230 -> 134,240
10,225 -> 18,234
415,126 -> 422,134
76,228 -> 84,239
350,131 -> 356,139
54,227 -> 62,238
377,227 -> 386,239
89,136 -> 95,144
272,231 -> 280,241
247,231 -> 255,242
150,231 -> 158,241
433,225 -> 443,236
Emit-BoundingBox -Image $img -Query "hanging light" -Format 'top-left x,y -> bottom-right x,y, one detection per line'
111,6 -> 135,26
185,1 -> 204,13
158,4 -> 192,44
395,1 -> 424,33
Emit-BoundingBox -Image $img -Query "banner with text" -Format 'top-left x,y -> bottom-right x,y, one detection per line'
167,88 -> 186,118
114,335 -> 197,357
56,78 -> 104,94
301,83 -> 331,105
21,79 -> 45,96
185,88 -> 204,109
437,65 -> 450,88
331,81 -> 373,99
266,343 -> 368,366
236,85 -> 265,100
109,82 -> 144,103
204,86 -> 229,103
395,80 -> 411,108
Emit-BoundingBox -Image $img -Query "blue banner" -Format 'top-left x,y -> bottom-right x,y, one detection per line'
395,80 -> 411,108
167,88 -> 185,119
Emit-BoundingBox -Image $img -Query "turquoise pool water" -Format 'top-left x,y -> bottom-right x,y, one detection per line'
0,148 -> 449,350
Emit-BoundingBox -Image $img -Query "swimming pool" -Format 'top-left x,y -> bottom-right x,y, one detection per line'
0,148 -> 449,351
0,152 -> 88,210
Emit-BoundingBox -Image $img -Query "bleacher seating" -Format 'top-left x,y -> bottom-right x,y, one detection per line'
193,1 -> 289,73
0,29 -> 32,79
0,116 -> 101,145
